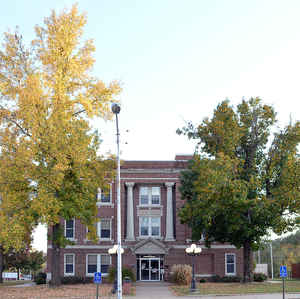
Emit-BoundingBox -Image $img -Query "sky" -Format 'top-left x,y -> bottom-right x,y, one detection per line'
1,0 -> 300,252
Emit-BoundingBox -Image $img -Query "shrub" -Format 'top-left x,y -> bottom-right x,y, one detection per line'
220,276 -> 241,283
60,276 -> 93,285
170,264 -> 192,285
108,266 -> 136,283
253,273 -> 267,282
199,278 -> 206,283
211,275 -> 241,283
211,275 -> 221,282
34,272 -> 46,285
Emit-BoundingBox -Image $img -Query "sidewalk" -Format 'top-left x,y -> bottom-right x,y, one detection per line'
134,282 -> 300,299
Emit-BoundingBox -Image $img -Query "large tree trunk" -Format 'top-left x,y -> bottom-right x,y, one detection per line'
243,240 -> 253,283
50,223 -> 61,287
0,246 -> 3,283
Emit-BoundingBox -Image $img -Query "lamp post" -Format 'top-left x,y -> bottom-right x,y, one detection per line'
108,245 -> 124,294
111,103 -> 122,299
185,244 -> 202,292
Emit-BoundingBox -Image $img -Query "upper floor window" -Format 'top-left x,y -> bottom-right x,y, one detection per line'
64,254 -> 75,276
140,187 -> 160,205
98,219 -> 111,240
139,216 -> 160,237
97,184 -> 112,204
225,253 -> 236,276
65,219 -> 74,239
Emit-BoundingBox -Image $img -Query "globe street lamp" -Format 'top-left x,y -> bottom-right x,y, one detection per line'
111,103 -> 122,299
185,244 -> 202,292
108,245 -> 124,294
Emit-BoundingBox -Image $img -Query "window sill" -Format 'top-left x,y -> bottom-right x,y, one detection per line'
64,273 -> 75,277
137,236 -> 162,240
138,204 -> 162,208
96,202 -> 114,207
86,273 -> 108,277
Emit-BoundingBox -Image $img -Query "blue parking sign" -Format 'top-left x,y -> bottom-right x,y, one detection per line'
94,272 -> 102,284
280,266 -> 287,278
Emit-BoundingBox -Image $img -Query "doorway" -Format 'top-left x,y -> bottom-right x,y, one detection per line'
139,258 -> 160,281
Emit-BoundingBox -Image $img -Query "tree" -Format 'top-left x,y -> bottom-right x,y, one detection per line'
0,5 -> 120,286
177,98 -> 300,282
0,145 -> 35,283
4,249 -> 45,279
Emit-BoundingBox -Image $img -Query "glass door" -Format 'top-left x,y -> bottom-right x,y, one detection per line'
150,259 -> 160,281
140,259 -> 150,281
140,258 -> 160,281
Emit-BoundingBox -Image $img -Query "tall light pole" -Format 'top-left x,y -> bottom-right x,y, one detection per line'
108,245 -> 124,294
112,103 -> 122,299
186,244 -> 202,292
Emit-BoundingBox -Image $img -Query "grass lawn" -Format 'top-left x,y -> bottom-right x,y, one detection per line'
0,282 -> 135,299
171,280 -> 300,296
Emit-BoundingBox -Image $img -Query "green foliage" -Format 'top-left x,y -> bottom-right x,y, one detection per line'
178,98 -> 300,282
34,272 -> 46,285
211,275 -> 241,283
0,4 -> 120,286
170,264 -> 192,285
60,276 -> 93,285
253,273 -> 267,282
108,266 -> 136,283
4,249 -> 45,275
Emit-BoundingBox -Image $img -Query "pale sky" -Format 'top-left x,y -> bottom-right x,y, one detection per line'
2,0 -> 300,252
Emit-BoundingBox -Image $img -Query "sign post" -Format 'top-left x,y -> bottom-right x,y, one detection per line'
280,266 -> 287,299
94,272 -> 102,299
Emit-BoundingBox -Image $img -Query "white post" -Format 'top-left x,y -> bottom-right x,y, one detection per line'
165,182 -> 175,241
125,182 -> 135,241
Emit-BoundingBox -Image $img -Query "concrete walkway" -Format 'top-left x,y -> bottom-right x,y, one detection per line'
134,281 -> 300,299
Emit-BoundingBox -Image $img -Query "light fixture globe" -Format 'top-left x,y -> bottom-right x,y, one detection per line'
111,103 -> 121,114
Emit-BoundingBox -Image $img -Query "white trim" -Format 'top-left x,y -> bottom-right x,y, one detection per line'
121,177 -> 180,180
139,216 -> 161,238
97,183 -> 112,204
48,244 -> 125,249
98,219 -> 112,240
64,253 -> 75,276
195,274 -> 214,277
225,253 -> 236,276
121,169 -> 182,174
172,244 -> 236,249
139,186 -> 161,206
86,254 -> 111,277
64,219 -> 75,240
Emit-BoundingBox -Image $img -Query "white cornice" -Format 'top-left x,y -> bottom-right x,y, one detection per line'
172,244 -> 236,249
121,178 -> 180,180
121,169 -> 183,174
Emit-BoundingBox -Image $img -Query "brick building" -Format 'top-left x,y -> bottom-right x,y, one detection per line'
46,155 -> 243,281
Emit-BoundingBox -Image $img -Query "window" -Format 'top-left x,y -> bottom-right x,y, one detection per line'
64,254 -> 75,276
225,253 -> 236,275
87,254 -> 97,274
65,219 -> 74,239
98,219 -> 111,240
139,187 -> 160,205
101,255 -> 110,273
86,254 -> 111,276
139,216 -> 160,237
97,184 -> 112,204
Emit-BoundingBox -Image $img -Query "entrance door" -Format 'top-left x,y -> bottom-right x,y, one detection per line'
140,258 -> 160,281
